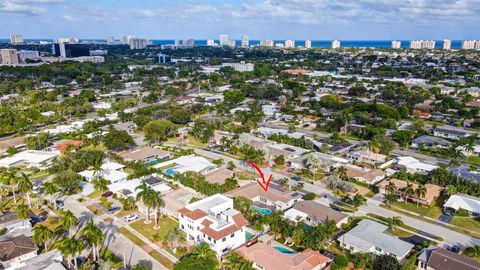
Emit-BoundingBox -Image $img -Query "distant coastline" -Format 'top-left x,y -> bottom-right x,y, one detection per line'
0,39 -> 466,49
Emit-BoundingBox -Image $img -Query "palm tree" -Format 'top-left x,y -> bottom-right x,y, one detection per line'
41,182 -> 59,207
223,251 -> 254,270
291,224 -> 306,246
415,184 -> 427,207
92,177 -> 109,193
16,204 -> 30,226
387,216 -> 403,230
337,166 -> 348,180
403,182 -> 415,201
191,243 -> 216,260
135,183 -> 157,224
1,169 -> 18,204
385,181 -> 396,195
445,185 -> 457,196
32,224 -> 54,251
80,219 -> 104,261
120,197 -> 137,211
351,194 -> 366,208
384,194 -> 398,208
59,209 -> 78,235
149,191 -> 164,230
59,236 -> 84,269
17,173 -> 33,208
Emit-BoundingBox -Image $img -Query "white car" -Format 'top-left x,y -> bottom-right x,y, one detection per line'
123,214 -> 139,222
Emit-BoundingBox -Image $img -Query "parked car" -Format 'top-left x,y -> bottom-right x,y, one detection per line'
124,214 -> 139,222
30,215 -> 46,226
102,191 -> 113,197
448,245 -> 461,253
108,207 -> 121,214
291,176 -> 301,181
55,200 -> 64,208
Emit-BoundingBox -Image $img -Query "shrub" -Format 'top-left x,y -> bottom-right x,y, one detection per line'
455,208 -> 470,217
303,193 -> 316,200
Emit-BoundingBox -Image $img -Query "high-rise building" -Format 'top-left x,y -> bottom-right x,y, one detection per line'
222,62 -> 254,72
260,40 -> 274,47
10,35 -> 24,44
207,39 -> 215,46
157,54 -> 171,63
106,36 -> 114,45
332,40 -> 341,49
228,40 -> 236,47
17,50 -> 39,62
52,43 -> 90,58
129,38 -> 147,49
462,40 -> 478,50
442,39 -> 451,50
55,37 -> 78,44
120,36 -> 129,45
391,40 -> 401,49
241,36 -> 249,47
410,40 -> 435,49
285,40 -> 295,48
305,40 -> 312,49
182,39 -> 195,48
476,41 -> 480,50
0,49 -> 19,65
220,34 -> 229,46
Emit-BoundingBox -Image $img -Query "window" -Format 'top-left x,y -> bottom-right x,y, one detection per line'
208,237 -> 211,241
181,214 -> 184,218
231,233 -> 235,238
222,238 -> 226,242
181,225 -> 184,229
214,240 -> 216,244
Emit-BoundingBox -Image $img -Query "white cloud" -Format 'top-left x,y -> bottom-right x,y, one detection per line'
62,14 -> 74,21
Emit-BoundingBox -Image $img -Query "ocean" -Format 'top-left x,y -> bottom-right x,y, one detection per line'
0,39 -> 465,49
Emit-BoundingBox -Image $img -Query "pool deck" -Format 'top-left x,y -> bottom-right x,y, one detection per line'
253,201 -> 275,211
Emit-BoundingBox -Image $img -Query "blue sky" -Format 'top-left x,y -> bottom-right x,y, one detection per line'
1,0 -> 479,40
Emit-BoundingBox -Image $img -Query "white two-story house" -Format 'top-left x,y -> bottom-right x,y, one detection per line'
178,194 -> 248,256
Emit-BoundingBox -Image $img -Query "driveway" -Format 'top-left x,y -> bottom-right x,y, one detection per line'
438,213 -> 453,224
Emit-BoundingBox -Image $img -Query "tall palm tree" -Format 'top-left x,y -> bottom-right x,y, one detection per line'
41,182 -> 59,207
32,224 -> 54,251
337,166 -> 348,180
59,209 -> 78,235
351,194 -> 366,208
80,219 -> 104,261
192,243 -> 216,260
16,204 -> 30,226
384,194 -> 398,208
445,185 -> 457,196
415,184 -> 427,207
385,181 -> 397,195
387,216 -> 403,230
149,191 -> 164,230
59,236 -> 84,269
92,177 -> 109,193
223,251 -> 254,270
403,182 -> 415,201
136,183 -> 155,224
17,173 -> 33,208
1,169 -> 18,204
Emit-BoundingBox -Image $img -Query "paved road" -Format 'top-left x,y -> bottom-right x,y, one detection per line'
62,195 -> 169,270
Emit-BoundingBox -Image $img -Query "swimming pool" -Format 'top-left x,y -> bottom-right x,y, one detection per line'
246,232 -> 256,240
253,206 -> 271,215
273,246 -> 296,254
164,168 -> 175,176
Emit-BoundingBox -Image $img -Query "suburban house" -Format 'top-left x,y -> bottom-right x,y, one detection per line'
264,143 -> 308,162
411,135 -> 452,149
119,146 -> 171,163
210,130 -> 235,146
346,149 -> 386,165
444,193 -> 480,216
417,246 -> 480,270
0,150 -> 59,169
338,219 -> 414,261
178,194 -> 248,256
155,155 -> 218,175
433,127 -> 471,140
237,242 -> 331,270
377,179 -> 443,205
0,235 -> 37,270
14,250 -> 65,270
79,161 -> 128,184
48,139 -> 83,152
226,182 -> 302,211
108,176 -> 171,200
393,156 -> 438,175
204,168 -> 235,185
0,137 -> 25,155
0,212 -> 31,233
283,201 -> 349,227
290,152 -> 349,171
343,166 -> 386,185
456,144 -> 480,157
262,103 -> 280,117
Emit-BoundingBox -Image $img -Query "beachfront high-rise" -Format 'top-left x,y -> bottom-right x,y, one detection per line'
0,49 -> 19,65
442,39 -> 451,50
391,40 -> 401,49
106,36 -> 114,45
285,40 -> 295,48
410,40 -> 435,49
305,40 -> 312,49
260,40 -> 274,47
129,38 -> 148,49
241,36 -> 249,47
10,34 -> 24,44
207,39 -> 215,46
332,40 -> 341,49
461,40 -> 480,50
219,34 -> 229,46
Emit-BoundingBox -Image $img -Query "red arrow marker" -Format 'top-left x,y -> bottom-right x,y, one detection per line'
247,161 -> 273,191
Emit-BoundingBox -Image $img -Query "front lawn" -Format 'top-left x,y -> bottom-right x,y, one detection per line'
467,156 -> 480,167
130,216 -> 179,242
87,190 -> 102,199
450,217 -> 480,234
391,200 -> 443,219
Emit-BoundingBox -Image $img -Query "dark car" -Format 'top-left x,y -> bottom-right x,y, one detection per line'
448,245 -> 461,253
291,176 -> 301,181
102,191 -> 113,197
303,124 -> 310,128
30,215 -> 46,226
55,200 -> 64,208
108,207 -> 121,214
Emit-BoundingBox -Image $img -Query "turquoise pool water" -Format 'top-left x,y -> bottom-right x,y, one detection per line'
165,168 -> 175,176
274,246 -> 296,254
252,206 -> 271,215
246,232 -> 256,240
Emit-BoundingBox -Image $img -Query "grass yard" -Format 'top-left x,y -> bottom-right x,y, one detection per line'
187,136 -> 207,148
450,217 -> 480,234
148,250 -> 175,270
391,201 -> 443,220
115,209 -> 137,219
467,156 -> 480,167
118,227 -> 146,246
385,228 -> 414,238
87,190 -> 102,199
86,204 -> 104,215
130,217 -> 179,242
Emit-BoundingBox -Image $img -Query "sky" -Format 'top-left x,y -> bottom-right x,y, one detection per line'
0,0 -> 479,40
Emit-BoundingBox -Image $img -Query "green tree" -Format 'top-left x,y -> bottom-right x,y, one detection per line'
80,219 -> 104,261
53,171 -> 83,195
17,173 -> 33,208
135,183 -> 156,224
370,134 -> 396,155
223,90 -> 245,106
415,184 -> 427,207
143,120 -> 177,143
25,132 -> 52,150
16,204 -> 30,226
223,251 -> 254,270
92,177 -> 109,193
59,236 -> 84,269
41,182 -> 60,207
373,254 -> 400,270
1,169 -> 18,203
192,119 -> 215,143
387,216 -> 403,230
59,209 -> 78,235
120,196 -> 137,211
32,224 -> 54,251
104,129 -> 134,151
